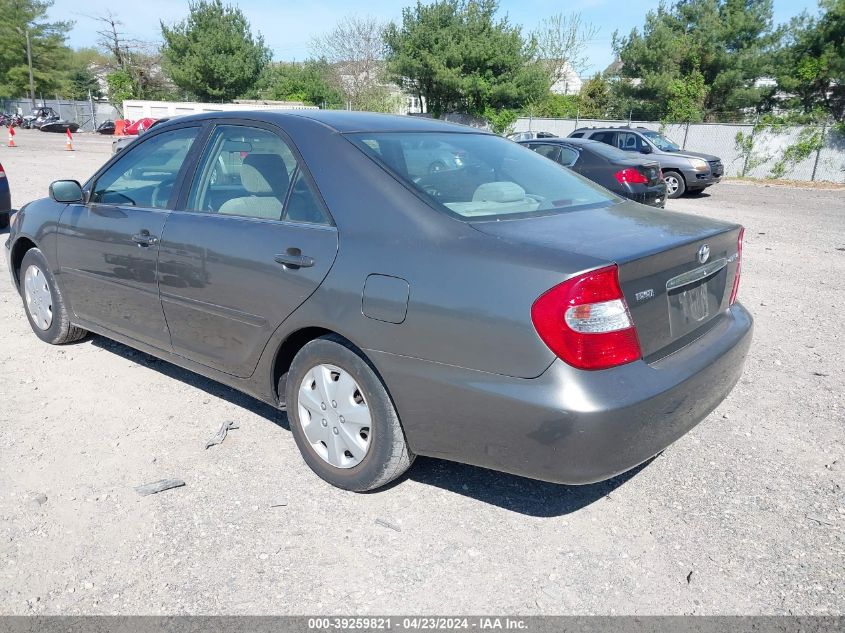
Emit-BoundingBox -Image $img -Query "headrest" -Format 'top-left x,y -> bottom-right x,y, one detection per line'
241,154 -> 289,196
473,181 -> 526,203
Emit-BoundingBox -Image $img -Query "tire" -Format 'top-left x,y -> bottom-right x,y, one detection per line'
664,170 -> 686,198
284,335 -> 414,491
19,248 -> 87,345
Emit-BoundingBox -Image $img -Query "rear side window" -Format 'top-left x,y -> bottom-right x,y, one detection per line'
558,146 -> 579,166
569,132 -> 584,138
91,127 -> 198,208
590,131 -> 615,146
348,132 -> 615,220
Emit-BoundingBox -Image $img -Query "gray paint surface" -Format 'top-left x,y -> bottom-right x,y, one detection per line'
6,109 -> 753,484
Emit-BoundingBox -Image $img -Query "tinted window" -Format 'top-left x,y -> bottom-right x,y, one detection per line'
187,125 -> 297,220
576,140 -> 632,161
91,127 -> 198,208
284,171 -> 331,225
558,146 -> 579,166
349,132 -> 615,220
590,131 -> 615,146
532,144 -> 561,162
569,132 -> 585,138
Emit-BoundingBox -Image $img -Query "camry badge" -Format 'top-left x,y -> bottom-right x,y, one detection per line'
697,244 -> 710,264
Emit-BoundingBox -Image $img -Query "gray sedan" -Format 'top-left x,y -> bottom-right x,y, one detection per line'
6,111 -> 752,491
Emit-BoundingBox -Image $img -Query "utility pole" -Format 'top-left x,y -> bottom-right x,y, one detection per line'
15,27 -> 36,108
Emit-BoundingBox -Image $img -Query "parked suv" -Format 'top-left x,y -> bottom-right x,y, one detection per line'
569,126 -> 723,198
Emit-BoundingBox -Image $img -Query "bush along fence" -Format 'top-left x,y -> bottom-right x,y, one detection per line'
513,116 -> 845,183
1,98 -> 121,133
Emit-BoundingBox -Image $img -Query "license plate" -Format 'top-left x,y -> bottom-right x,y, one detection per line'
678,284 -> 709,322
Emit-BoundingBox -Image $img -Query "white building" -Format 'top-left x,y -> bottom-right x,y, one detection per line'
550,61 -> 583,96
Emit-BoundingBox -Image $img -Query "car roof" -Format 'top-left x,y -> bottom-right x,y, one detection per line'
574,125 -> 653,133
518,137 -> 604,148
157,109 -> 488,135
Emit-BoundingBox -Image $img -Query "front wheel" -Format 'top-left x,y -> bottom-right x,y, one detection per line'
663,170 -> 686,198
285,335 -> 414,491
19,248 -> 87,344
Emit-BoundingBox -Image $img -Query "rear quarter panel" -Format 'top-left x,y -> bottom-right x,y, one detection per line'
270,122 -> 610,379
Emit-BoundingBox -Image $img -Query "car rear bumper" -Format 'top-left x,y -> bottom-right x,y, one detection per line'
623,182 -> 667,208
370,303 -> 753,485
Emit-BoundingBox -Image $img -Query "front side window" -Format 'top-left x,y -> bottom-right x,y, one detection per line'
349,132 -> 615,220
616,132 -> 646,151
187,125 -> 298,221
91,127 -> 199,208
641,130 -> 681,152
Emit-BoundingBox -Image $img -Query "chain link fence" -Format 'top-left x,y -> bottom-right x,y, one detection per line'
514,116 -> 845,183
1,98 -> 120,133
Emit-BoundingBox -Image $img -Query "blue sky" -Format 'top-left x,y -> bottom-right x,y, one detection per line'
52,0 -> 819,75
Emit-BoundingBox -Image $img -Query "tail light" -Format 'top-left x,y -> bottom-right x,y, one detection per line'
531,265 -> 641,370
614,168 -> 649,184
729,227 -> 744,305
0,163 -> 5,178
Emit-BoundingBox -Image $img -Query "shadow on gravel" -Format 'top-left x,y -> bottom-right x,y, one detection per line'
91,333 -> 649,516
397,457 -> 649,517
90,334 -> 286,429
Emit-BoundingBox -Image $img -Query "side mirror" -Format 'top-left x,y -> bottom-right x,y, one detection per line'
49,180 -> 84,204
640,145 -> 653,154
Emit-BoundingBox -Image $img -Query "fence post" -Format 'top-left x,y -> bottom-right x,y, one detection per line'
682,121 -> 690,149
89,91 -> 97,132
742,115 -> 758,177
810,120 -> 827,182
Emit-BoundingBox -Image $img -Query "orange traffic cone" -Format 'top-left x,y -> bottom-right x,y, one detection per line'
65,128 -> 74,151
7,125 -> 16,148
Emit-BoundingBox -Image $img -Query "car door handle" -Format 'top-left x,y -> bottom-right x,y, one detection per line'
132,232 -> 158,247
274,252 -> 315,269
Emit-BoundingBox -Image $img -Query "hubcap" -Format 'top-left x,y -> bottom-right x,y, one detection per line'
665,175 -> 679,195
297,364 -> 372,469
24,265 -> 53,330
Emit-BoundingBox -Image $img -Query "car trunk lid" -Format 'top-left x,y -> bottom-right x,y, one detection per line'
470,201 -> 742,361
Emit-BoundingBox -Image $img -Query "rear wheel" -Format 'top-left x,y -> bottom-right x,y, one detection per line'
664,170 -> 686,198
284,335 -> 414,491
19,248 -> 87,344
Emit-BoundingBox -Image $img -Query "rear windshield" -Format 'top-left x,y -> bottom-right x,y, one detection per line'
347,132 -> 616,220
575,140 -> 632,161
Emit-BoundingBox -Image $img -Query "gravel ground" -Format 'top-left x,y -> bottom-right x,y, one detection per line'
0,129 -> 843,615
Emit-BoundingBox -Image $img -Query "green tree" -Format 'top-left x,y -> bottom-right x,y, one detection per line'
0,0 -> 72,99
775,0 -> 845,121
612,0 -> 778,120
161,0 -> 270,102
64,47 -> 106,100
252,60 -> 344,107
384,0 -> 546,117
665,68 -> 707,122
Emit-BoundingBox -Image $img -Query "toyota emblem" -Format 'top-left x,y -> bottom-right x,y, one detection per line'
697,244 -> 710,264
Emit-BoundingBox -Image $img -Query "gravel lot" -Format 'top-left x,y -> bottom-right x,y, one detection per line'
1,128 -> 843,615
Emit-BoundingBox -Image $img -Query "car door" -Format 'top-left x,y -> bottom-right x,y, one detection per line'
157,122 -> 338,378
57,125 -> 202,347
